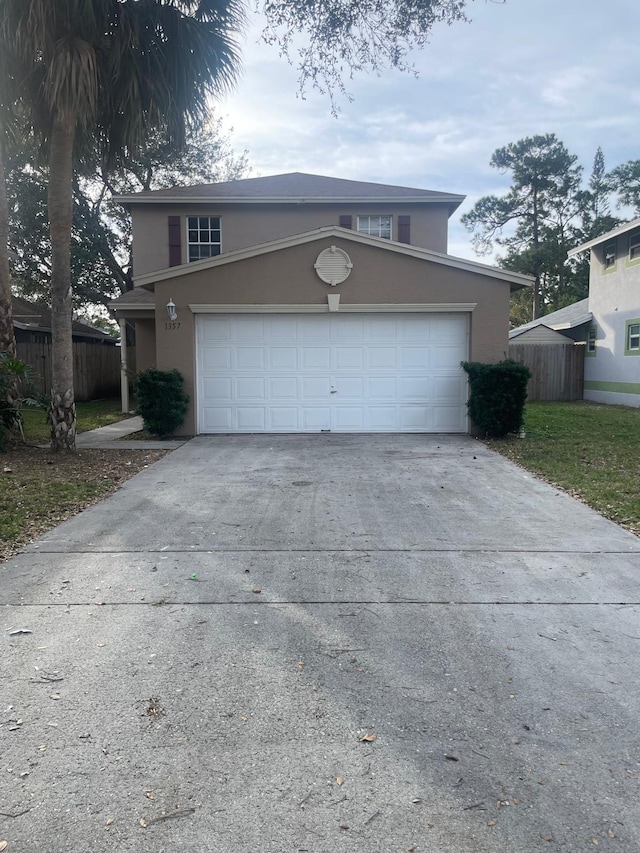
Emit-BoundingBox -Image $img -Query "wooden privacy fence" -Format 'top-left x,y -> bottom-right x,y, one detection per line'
16,341 -> 125,401
508,342 -> 585,402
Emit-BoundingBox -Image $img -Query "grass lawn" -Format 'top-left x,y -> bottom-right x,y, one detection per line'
20,398 -> 126,444
486,401 -> 640,537
1,400 -> 165,561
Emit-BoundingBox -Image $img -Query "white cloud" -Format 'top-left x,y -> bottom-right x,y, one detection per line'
214,0 -> 640,256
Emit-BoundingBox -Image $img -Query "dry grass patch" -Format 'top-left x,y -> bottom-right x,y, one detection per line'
0,445 -> 166,561
486,401 -> 640,537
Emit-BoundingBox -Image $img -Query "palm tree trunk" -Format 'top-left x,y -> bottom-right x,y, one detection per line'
48,114 -> 76,452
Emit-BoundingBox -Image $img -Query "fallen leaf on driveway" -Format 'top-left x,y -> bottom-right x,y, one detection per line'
540,834 -> 553,842
360,733 -> 377,742
608,829 -> 615,838
487,820 -> 498,827
8,629 -> 32,636
336,777 -> 344,785
251,588 -> 262,594
0,841 -> 7,851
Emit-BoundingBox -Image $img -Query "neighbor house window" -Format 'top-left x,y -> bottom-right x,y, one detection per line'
603,240 -> 616,270
586,327 -> 597,355
629,231 -> 640,261
626,320 -> 640,355
357,215 -> 392,239
187,216 -> 221,261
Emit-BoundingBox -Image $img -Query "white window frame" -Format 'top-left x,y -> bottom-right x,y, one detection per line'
629,231 -> 640,261
586,327 -> 597,354
626,321 -> 640,353
603,240 -> 616,270
356,215 -> 392,240
187,216 -> 222,262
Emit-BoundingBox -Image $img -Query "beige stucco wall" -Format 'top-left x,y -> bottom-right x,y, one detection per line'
149,237 -> 511,435
134,318 -> 157,371
130,202 -> 452,277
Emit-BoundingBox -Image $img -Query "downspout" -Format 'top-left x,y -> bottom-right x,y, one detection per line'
119,318 -> 129,413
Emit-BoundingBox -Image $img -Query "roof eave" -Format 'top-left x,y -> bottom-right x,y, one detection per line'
568,216 -> 640,256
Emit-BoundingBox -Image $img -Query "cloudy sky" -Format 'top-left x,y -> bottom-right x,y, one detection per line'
217,0 -> 640,260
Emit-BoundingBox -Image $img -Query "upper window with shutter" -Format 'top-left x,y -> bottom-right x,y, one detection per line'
187,216 -> 222,261
356,215 -> 392,239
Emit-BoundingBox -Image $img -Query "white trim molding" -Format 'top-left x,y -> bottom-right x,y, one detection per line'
189,302 -> 477,314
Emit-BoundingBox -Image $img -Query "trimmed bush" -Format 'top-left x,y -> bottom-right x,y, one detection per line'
462,359 -> 531,438
135,368 -> 189,438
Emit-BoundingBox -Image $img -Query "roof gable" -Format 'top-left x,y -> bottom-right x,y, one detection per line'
131,226 -> 532,291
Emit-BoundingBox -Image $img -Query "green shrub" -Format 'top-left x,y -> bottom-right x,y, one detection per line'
0,352 -> 42,450
135,368 -> 189,438
462,359 -> 531,438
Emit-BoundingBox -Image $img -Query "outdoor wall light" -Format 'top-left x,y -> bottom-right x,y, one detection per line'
166,298 -> 177,321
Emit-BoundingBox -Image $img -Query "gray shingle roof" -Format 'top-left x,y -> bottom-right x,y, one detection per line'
113,172 -> 465,208
509,298 -> 591,338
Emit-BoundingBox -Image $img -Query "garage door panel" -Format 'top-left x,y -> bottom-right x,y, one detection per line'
235,317 -> 265,341
302,377 -> 331,399
196,313 -> 468,433
400,347 -> 431,369
301,408 -> 331,430
434,405 -> 466,431
302,347 -> 331,369
367,406 -> 398,430
236,407 -> 266,430
269,407 -> 298,430
201,346 -> 231,370
201,407 -> 233,431
367,347 -> 397,369
202,377 -> 232,400
335,378 -> 365,399
434,376 -> 466,399
269,347 -> 298,369
302,318 -> 331,341
335,347 -> 364,369
431,344 -> 467,368
333,316 -> 365,340
399,377 -> 433,399
269,377 -> 298,399
399,406 -> 430,430
236,347 -> 265,370
334,408 -> 364,429
366,316 -> 398,339
236,378 -> 266,400
367,377 -> 397,399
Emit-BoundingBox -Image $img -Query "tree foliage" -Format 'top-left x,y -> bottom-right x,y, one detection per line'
7,122 -> 249,313
462,136 -> 629,325
260,0 -> 472,104
0,0 -> 244,450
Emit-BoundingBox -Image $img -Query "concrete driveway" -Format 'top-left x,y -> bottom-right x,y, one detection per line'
2,434 -> 639,852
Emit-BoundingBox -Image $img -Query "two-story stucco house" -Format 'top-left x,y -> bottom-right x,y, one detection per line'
567,218 -> 640,408
110,172 -> 531,435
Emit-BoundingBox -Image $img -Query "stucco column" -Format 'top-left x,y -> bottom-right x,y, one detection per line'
119,318 -> 130,414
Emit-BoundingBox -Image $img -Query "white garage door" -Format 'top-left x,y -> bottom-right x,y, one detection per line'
196,313 -> 468,433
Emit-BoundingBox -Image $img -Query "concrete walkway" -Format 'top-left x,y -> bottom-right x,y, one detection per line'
1,434 -> 639,852
76,415 -> 188,450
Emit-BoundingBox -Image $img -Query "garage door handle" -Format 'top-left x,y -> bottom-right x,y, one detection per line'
330,389 -> 337,393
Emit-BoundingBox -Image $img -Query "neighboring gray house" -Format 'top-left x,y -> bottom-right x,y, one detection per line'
509,298 -> 592,344
569,219 -> 640,408
510,217 -> 640,408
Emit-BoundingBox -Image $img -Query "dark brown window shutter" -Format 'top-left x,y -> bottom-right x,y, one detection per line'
168,216 -> 182,266
398,215 -> 411,244
339,215 -> 352,229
